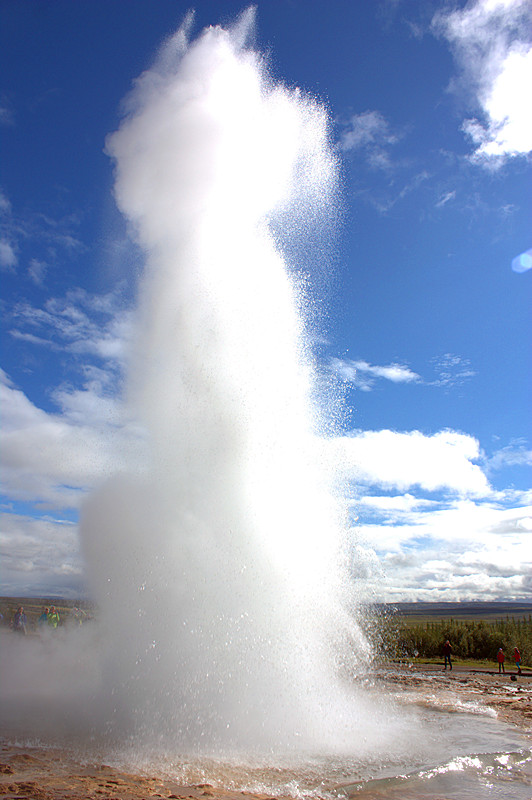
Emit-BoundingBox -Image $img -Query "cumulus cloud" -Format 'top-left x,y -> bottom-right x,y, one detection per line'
0,513 -> 83,597
331,357 -> 420,391
331,428 -> 490,496
433,0 -> 532,167
0,369 -> 144,511
353,496 -> 532,602
339,423 -> 531,601
356,493 -> 437,515
0,284 -> 142,595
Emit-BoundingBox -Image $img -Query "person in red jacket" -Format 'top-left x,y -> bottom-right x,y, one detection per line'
497,647 -> 505,674
443,639 -> 452,670
513,647 -> 522,675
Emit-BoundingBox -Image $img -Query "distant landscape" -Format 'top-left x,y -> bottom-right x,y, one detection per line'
363,601 -> 532,666
377,600 -> 532,621
2,597 -> 531,667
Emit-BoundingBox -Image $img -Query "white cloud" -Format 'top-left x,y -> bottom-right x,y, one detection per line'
0,370 -> 144,511
487,440 -> 532,472
353,497 -> 532,602
331,357 -> 420,391
27,258 -> 47,285
435,190 -> 456,208
339,110 -> 401,172
339,110 -> 398,153
0,285 -> 141,594
337,422 -> 531,601
0,239 -> 17,270
0,191 -> 11,213
356,493 -> 437,513
0,513 -> 84,597
8,287 -> 132,366
331,428 -> 490,496
433,0 -> 532,167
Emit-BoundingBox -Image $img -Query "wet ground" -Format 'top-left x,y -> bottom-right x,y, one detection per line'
1,664 -> 530,800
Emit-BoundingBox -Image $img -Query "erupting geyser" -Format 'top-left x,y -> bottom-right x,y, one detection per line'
2,12 -> 529,796
81,9 -> 370,756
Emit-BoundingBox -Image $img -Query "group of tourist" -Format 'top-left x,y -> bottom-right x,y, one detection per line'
38,605 -> 60,629
443,639 -> 523,674
10,605 -> 60,634
497,646 -> 522,675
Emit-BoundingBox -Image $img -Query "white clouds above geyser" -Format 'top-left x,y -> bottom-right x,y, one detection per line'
331,429 -> 490,495
433,0 -> 532,166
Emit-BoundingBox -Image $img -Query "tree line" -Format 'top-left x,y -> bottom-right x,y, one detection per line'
364,614 -> 531,664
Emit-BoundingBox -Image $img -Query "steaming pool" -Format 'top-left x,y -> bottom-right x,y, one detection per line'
112,690 -> 531,800
3,700 -> 530,800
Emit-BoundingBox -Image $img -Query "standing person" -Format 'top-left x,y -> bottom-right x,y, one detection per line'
443,639 -> 452,670
513,647 -> 522,675
497,647 -> 505,674
47,606 -> 60,629
38,607 -> 49,626
12,606 -> 27,634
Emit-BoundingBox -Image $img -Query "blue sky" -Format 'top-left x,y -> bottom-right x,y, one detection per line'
1,0 -> 531,602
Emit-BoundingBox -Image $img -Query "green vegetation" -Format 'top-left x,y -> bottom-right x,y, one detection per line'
363,611 -> 532,668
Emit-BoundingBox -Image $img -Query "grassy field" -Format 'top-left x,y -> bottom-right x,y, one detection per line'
362,602 -> 532,668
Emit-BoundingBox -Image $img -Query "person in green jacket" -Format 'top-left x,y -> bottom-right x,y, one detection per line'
47,606 -> 60,629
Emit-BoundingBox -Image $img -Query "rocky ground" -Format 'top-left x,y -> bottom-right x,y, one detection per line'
1,664 -> 530,800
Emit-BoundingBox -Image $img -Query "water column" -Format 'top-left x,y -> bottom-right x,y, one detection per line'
81,9 -> 367,753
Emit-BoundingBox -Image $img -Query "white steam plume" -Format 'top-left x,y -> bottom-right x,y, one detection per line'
81,9 -> 368,754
